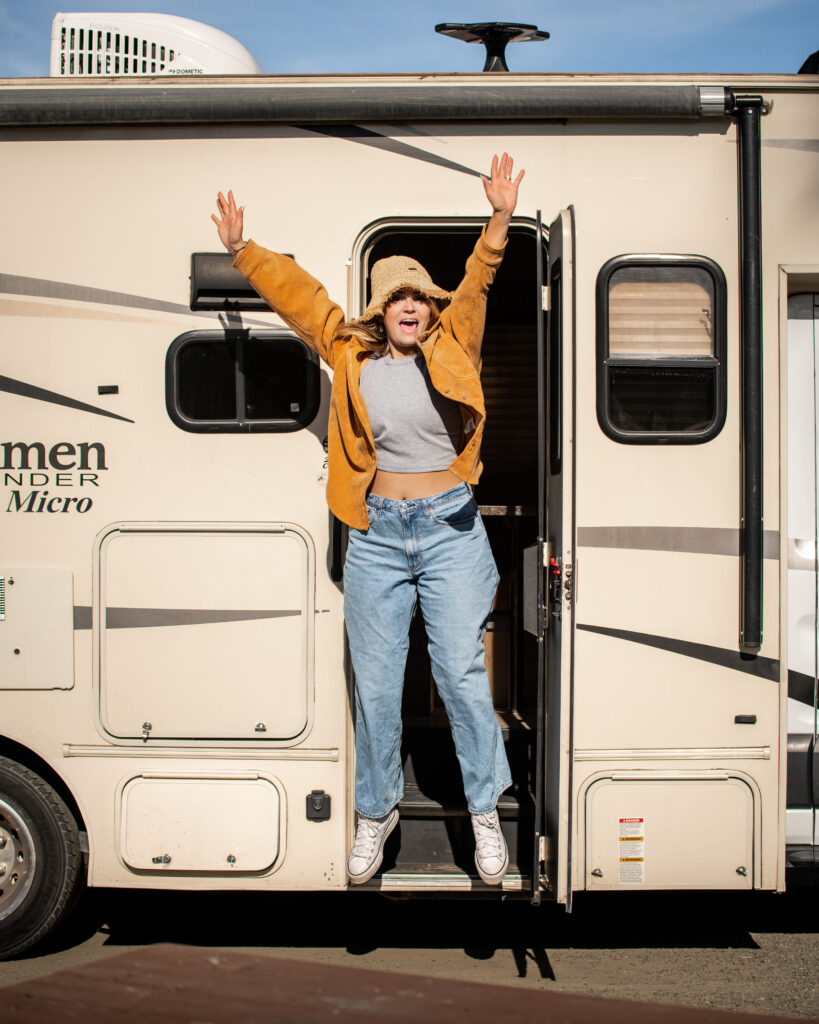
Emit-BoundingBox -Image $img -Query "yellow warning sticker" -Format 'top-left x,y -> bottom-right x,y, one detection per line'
618,817 -> 645,884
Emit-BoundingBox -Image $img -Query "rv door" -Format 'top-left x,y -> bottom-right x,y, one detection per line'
528,208 -> 576,905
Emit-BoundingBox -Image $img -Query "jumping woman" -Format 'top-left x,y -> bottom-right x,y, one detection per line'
212,153 -> 524,885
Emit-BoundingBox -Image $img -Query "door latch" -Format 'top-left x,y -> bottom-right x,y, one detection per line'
549,556 -> 562,619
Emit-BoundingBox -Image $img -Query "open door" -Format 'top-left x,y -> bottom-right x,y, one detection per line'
529,208 -> 576,905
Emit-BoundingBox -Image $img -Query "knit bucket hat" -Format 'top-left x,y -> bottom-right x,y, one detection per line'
356,255 -> 452,323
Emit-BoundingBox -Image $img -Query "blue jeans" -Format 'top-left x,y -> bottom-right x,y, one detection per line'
343,483 -> 512,818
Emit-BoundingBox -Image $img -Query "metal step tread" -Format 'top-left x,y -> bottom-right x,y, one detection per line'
358,869 -> 530,892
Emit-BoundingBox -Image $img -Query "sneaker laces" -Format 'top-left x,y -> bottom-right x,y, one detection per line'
351,816 -> 386,859
473,812 -> 503,859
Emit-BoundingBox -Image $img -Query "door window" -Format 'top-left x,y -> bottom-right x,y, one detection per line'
596,256 -> 727,443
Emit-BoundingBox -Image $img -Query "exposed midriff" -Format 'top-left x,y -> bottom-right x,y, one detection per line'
370,468 -> 462,500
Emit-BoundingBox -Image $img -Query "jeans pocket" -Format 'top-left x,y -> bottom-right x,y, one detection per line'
430,492 -> 478,526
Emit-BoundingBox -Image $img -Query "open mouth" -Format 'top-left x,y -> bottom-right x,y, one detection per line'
399,318 -> 419,334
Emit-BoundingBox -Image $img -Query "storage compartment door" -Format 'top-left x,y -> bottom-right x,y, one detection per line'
120,773 -> 282,872
585,775 -> 755,890
98,524 -> 314,741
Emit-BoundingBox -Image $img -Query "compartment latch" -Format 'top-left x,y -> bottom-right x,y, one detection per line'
306,790 -> 331,822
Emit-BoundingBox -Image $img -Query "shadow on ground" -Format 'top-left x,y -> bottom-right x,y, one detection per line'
27,870 -> 819,977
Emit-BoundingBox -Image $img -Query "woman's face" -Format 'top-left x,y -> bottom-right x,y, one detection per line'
382,289 -> 432,357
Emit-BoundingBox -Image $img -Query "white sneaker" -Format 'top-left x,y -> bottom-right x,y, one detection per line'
347,809 -> 398,884
471,809 -> 509,885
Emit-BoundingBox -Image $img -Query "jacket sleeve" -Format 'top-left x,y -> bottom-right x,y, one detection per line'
438,227 -> 506,368
233,240 -> 345,368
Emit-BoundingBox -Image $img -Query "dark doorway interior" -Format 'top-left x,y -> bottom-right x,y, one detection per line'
364,224 -> 545,883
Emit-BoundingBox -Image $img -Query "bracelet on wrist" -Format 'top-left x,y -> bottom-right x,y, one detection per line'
230,241 -> 248,256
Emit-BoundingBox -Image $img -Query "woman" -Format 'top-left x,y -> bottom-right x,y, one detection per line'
212,154 -> 524,885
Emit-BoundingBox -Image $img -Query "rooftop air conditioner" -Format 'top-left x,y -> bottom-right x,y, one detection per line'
50,12 -> 263,77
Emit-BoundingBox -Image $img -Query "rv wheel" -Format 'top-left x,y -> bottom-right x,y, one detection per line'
0,757 -> 85,960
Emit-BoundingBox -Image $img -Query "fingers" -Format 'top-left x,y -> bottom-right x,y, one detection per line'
489,153 -> 521,183
215,190 -> 241,219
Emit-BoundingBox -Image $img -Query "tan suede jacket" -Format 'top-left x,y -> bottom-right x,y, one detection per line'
233,228 -> 505,530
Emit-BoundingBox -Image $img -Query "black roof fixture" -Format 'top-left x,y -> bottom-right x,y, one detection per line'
435,22 -> 550,72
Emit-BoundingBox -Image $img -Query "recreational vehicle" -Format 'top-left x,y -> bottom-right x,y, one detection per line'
0,14 -> 816,958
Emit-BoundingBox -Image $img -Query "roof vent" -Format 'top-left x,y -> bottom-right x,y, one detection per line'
50,12 -> 263,77
435,21 -> 549,72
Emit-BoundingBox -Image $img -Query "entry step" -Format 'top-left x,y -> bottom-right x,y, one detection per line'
357,871 -> 530,893
398,786 -> 531,819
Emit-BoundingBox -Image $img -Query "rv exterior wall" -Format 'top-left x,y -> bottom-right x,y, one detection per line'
0,72 -> 816,910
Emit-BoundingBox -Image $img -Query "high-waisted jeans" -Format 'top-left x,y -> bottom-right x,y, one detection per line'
343,482 -> 512,818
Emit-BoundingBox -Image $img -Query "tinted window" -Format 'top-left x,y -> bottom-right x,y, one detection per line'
167,330 -> 320,433
597,257 -> 726,444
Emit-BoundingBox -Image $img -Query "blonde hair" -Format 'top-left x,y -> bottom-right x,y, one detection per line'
337,317 -> 388,353
336,297 -> 442,354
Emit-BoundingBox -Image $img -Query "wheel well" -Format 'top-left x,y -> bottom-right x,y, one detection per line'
0,737 -> 86,836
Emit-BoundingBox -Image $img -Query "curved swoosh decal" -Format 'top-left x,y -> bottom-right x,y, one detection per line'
74,606 -> 301,629
577,623 -> 780,682
0,374 -> 134,423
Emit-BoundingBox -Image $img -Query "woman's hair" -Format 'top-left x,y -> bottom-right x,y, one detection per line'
336,296 -> 442,353
337,317 -> 388,353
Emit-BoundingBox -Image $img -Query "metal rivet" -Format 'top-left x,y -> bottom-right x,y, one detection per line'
736,866 -> 747,876
591,868 -> 603,877
227,854 -> 236,866
12,649 -> 20,656
254,722 -> 267,732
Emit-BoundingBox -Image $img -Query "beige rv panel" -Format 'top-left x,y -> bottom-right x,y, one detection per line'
97,524 -> 314,742
119,773 -> 282,873
583,773 -> 756,890
0,568 -> 74,689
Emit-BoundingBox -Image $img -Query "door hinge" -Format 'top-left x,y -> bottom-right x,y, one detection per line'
541,285 -> 550,311
539,835 -> 548,863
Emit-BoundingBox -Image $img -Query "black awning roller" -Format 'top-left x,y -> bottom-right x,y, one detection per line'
0,83 -> 722,126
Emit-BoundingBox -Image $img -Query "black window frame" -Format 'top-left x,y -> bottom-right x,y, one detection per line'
596,254 -> 727,445
166,328 -> 320,434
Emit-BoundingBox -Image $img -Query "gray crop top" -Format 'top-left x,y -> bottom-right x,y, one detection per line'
359,354 -> 463,473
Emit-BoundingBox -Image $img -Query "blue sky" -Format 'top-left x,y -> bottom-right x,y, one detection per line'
0,0 -> 816,77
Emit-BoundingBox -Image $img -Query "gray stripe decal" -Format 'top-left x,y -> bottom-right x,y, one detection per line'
0,274 -> 274,328
73,606 -> 300,629
763,139 -> 819,153
0,374 -> 135,424
300,124 -> 482,178
577,526 -> 780,559
577,623 -> 780,682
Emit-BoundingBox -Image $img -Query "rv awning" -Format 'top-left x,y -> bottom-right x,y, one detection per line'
0,83 -> 730,125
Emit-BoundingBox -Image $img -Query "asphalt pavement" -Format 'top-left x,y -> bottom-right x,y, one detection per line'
0,873 -> 817,1019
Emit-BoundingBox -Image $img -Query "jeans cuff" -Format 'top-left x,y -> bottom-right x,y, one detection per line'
356,793 -> 403,819
467,778 -> 513,816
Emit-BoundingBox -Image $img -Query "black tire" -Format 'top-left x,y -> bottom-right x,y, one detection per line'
0,757 -> 85,960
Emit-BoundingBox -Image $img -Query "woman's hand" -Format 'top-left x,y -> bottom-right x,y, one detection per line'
482,153 -> 524,217
211,190 -> 245,253
482,153 -> 524,249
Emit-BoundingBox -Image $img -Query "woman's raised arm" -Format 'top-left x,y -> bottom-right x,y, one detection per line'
481,153 -> 525,249
210,189 -> 345,368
